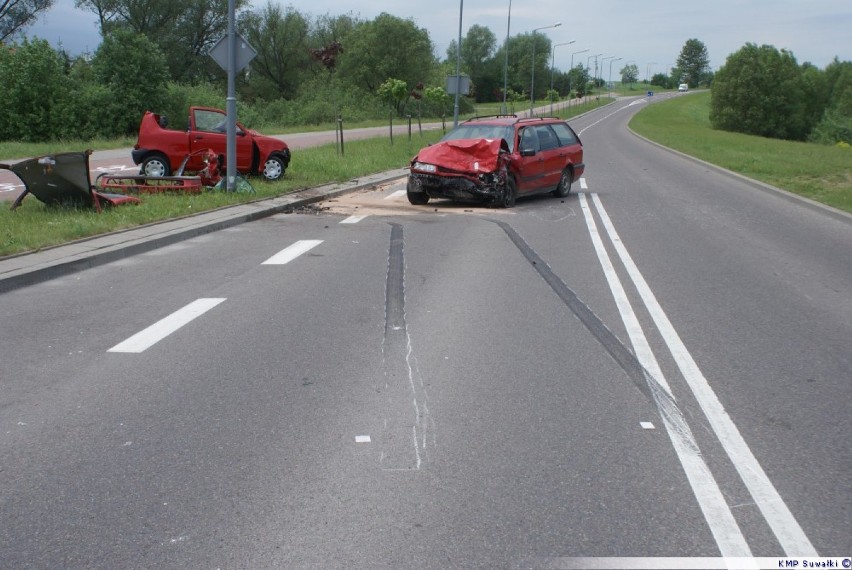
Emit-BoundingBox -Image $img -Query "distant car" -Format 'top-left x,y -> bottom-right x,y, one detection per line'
678,83 -> 689,92
407,115 -> 584,208
132,107 -> 291,181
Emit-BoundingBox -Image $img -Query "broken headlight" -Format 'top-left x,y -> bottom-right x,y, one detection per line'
412,162 -> 437,173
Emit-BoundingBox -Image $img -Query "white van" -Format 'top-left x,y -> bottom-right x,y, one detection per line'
678,83 -> 689,92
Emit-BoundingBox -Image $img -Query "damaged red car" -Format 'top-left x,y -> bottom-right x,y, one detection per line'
132,107 -> 291,182
407,115 -> 584,207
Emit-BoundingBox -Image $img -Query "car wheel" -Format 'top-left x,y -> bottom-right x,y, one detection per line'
140,154 -> 170,177
499,176 -> 517,208
262,155 -> 286,181
407,178 -> 429,205
552,168 -> 573,198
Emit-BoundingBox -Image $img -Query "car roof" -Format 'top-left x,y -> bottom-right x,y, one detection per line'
460,115 -> 565,127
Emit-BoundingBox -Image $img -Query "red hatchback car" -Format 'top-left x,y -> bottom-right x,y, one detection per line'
407,115 -> 584,207
132,107 -> 291,182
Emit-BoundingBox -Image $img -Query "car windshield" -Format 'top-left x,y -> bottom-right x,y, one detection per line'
441,124 -> 515,152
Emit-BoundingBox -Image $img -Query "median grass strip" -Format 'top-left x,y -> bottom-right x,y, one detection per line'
0,133 -> 441,257
630,91 -> 852,213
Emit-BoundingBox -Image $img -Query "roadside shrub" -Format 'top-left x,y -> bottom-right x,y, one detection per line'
0,39 -> 69,142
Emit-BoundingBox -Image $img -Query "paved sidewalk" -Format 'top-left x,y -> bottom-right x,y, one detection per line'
0,168 -> 408,294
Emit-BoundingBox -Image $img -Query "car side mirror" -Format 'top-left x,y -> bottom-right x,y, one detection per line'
520,148 -> 537,157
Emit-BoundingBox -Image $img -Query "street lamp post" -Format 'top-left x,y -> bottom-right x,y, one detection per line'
646,62 -> 656,82
569,48 -> 589,108
501,0 -> 512,114
600,55 -> 616,96
453,0 -> 463,127
587,53 -> 602,104
549,40 -> 574,115
608,57 -> 622,97
529,22 -> 561,116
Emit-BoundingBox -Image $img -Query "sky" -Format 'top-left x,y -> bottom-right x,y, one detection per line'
21,0 -> 852,75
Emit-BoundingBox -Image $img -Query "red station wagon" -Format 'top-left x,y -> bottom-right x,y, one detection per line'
132,106 -> 291,181
407,115 -> 584,208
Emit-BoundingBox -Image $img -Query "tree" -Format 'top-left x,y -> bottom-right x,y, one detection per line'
0,0 -> 54,42
710,43 -> 812,140
0,37 -> 67,141
240,2 -> 310,99
649,72 -> 669,88
446,24 -> 498,103
620,63 -> 639,89
337,13 -> 435,93
676,38 -> 709,88
90,29 -> 169,134
377,77 -> 410,116
75,0 -> 248,81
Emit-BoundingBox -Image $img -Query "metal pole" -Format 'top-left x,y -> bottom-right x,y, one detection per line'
549,41 -> 573,115
225,0 -> 236,192
453,0 -> 463,128
502,0 -> 511,114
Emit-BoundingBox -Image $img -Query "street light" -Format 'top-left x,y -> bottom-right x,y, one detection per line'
529,22 -> 561,116
453,0 -> 464,127
646,62 -> 657,82
569,48 -> 589,107
501,0 -> 512,114
600,55 -> 616,98
587,53 -> 602,101
608,57 -> 622,97
549,40 -> 574,115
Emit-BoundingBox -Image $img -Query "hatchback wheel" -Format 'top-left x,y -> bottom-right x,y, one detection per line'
553,168 -> 573,198
140,154 -> 170,177
262,155 -> 286,181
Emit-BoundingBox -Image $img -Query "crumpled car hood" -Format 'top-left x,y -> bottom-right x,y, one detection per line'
416,138 -> 508,174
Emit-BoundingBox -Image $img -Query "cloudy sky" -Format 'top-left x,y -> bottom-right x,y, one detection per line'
24,0 -> 851,73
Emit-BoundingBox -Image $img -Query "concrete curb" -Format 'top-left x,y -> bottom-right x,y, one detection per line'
0,168 -> 408,295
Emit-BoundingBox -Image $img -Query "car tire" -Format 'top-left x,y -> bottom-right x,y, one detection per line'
262,155 -> 287,181
407,178 -> 430,205
140,153 -> 170,177
499,176 -> 517,208
552,168 -> 573,198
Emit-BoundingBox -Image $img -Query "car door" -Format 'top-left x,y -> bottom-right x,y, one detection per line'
189,108 -> 253,172
532,124 -> 566,190
516,126 -> 546,193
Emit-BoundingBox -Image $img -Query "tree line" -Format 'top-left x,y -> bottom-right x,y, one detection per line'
1,1 -> 849,146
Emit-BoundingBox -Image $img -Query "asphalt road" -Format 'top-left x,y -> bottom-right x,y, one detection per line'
1,95 -> 849,568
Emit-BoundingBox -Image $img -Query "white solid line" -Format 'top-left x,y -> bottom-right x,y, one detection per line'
580,178 -> 588,190
385,189 -> 406,200
589,193 -> 817,556
108,298 -> 226,353
579,193 -> 751,557
261,239 -> 323,265
341,215 -> 368,224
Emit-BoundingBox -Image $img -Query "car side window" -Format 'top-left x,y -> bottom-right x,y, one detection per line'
535,125 -> 560,151
519,127 -> 539,153
550,122 -> 579,147
194,109 -> 227,133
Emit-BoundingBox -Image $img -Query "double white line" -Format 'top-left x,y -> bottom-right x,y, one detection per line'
579,191 -> 816,557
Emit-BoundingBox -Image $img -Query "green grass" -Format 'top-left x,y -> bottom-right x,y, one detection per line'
0,133 -> 441,257
630,91 -> 852,212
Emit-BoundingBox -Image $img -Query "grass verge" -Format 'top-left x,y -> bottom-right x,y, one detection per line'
630,91 -> 852,212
